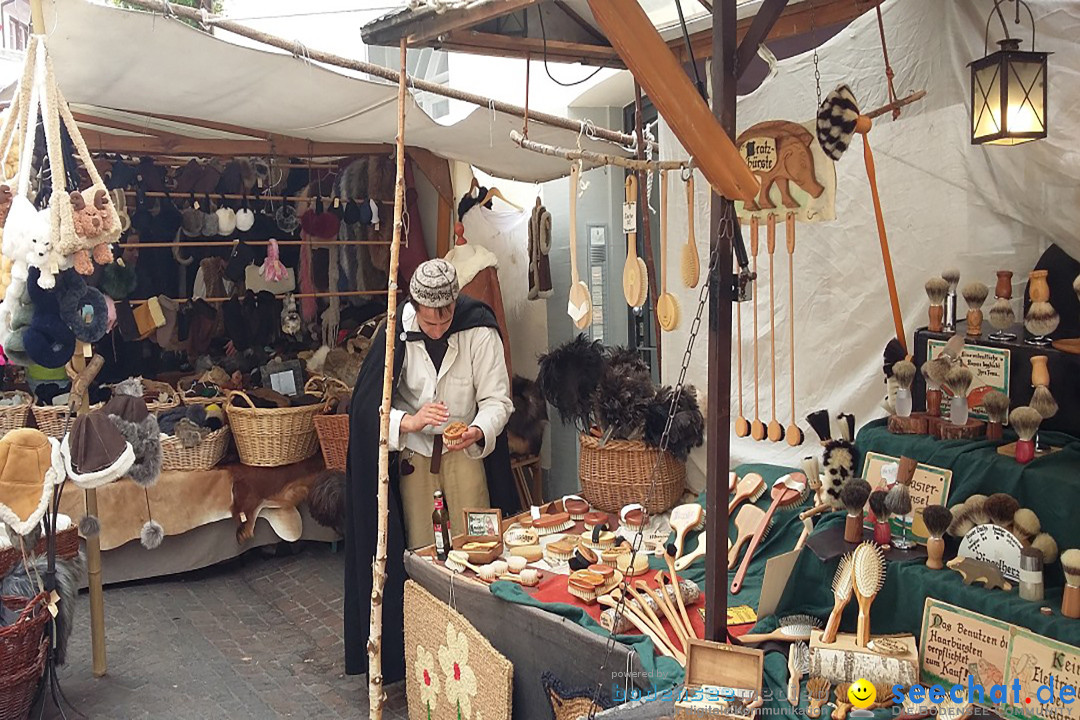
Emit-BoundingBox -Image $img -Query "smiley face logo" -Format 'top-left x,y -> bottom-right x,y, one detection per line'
848,678 -> 876,709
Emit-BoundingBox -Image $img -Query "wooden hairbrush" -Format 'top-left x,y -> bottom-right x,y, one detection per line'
731,473 -> 807,594
822,552 -> 854,644
853,540 -> 886,647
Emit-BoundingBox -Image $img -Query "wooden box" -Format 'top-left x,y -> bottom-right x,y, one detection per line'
674,639 -> 763,720
451,507 -> 503,565
808,630 -> 918,689
887,413 -> 928,435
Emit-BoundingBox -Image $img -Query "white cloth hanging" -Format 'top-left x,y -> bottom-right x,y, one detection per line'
460,205 -> 530,319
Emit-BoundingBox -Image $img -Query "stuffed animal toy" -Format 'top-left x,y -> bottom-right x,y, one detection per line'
0,185 -> 14,229
281,293 -> 302,337
3,194 -> 56,289
67,188 -> 116,273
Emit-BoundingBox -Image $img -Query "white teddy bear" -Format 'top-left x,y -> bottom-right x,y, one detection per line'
3,195 -> 56,289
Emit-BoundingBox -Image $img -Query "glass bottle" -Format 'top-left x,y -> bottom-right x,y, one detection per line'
432,490 -> 451,562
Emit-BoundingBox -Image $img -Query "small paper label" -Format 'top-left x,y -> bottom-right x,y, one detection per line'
881,462 -> 898,486
1019,568 -> 1042,584
81,341 -> 92,358
622,202 -> 636,233
530,505 -> 541,521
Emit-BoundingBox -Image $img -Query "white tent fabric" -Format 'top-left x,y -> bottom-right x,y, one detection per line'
660,0 -> 1073,487
25,0 -> 624,183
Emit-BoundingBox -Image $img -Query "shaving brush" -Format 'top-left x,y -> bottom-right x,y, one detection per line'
841,479 -> 872,543
1009,406 -> 1042,464
868,490 -> 891,548
942,269 -> 960,332
925,277 -> 948,332
989,270 -> 1017,340
1061,549 -> 1080,619
984,493 -> 1019,531
885,456 -> 917,550
963,494 -> 990,527
1012,508 -> 1040,545
1025,270 -> 1058,346
922,505 -> 953,570
922,357 -> 951,417
1032,532 -> 1058,565
982,390 -> 1010,442
892,360 -> 916,418
1029,356 -> 1057,452
963,282 -> 989,338
945,365 -> 974,426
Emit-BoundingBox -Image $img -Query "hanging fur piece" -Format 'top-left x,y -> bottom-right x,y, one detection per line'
1,551 -> 84,665
307,469 -> 346,537
817,85 -> 860,161
537,334 -> 605,432
821,439 -> 855,509
507,375 -> 547,457
644,385 -> 705,461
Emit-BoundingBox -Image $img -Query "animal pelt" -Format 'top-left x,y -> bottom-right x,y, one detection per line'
821,439 -> 855,509
337,158 -> 369,201
592,351 -> 654,441
323,346 -> 362,388
507,375 -> 547,457
141,520 -> 164,550
108,412 -> 163,487
306,469 -> 346,536
230,462 -> 321,543
112,376 -> 144,398
644,385 -> 705,462
1,551 -> 85,665
537,334 -> 605,431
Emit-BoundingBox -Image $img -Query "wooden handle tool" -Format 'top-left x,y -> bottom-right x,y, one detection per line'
766,214 -> 784,442
785,212 -> 804,446
750,216 -> 765,441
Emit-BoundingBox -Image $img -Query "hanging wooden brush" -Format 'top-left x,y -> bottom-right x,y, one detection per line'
734,248 -> 750,437
681,171 -> 699,288
785,213 -> 803,445
750,216 -> 765,441
766,214 -> 784,442
622,174 -> 646,307
853,540 -> 885,647
656,169 -> 679,331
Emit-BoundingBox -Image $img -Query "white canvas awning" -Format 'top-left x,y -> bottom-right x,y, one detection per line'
11,0 -> 628,183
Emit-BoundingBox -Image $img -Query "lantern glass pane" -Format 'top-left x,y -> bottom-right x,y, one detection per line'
1006,58 -> 1045,134
973,62 -> 1002,141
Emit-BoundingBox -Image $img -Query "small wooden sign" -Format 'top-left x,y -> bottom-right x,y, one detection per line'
734,119 -> 836,223
957,524 -> 1024,583
1004,629 -> 1080,720
862,452 -> 953,543
927,340 -> 1011,420
919,599 -> 1011,691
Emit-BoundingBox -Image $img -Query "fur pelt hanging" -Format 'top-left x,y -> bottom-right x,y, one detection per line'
507,375 -> 547,457
537,334 -> 605,432
106,378 -> 163,488
644,385 -> 705,462
592,347 -> 655,440
307,469 -> 346,537
1,551 -> 85,665
821,439 -> 855,510
817,85 -> 860,161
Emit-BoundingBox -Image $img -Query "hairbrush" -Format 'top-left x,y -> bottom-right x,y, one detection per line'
925,277 -> 948,332
674,532 -> 707,572
728,473 -> 767,515
853,541 -> 886,647
1061,549 -> 1080,619
669,503 -> 706,560
806,677 -> 831,719
1012,508 -> 1040,544
942,268 -> 960,332
740,614 -> 822,645
445,550 -> 484,575
945,365 -> 974,426
1031,532 -> 1058,565
1009,406 -> 1042,464
841,479 -> 872,543
728,505 -> 769,566
731,473 -> 808,594
982,390 -> 1010,442
962,281 -> 989,337
984,493 -> 1019,530
834,684 -> 853,720
502,568 -> 540,586
787,641 -> 810,707
922,505 -> 953,570
822,552 -> 854,644
868,490 -> 891,548
534,512 -> 573,536
892,360 -> 916,418
507,555 -> 528,573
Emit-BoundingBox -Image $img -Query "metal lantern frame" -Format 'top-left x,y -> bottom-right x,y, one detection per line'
970,0 -> 1049,146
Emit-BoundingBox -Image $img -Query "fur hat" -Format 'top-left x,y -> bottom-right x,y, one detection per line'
235,207 -> 255,233
275,206 -> 300,235
216,207 -> 237,236
23,272 -> 76,368
200,205 -> 219,237
0,428 -> 63,536
409,259 -> 459,309
301,210 -> 340,240
104,381 -> 162,488
817,85 -> 860,161
61,410 -> 136,489
180,204 -> 203,238
55,270 -> 108,344
99,260 -> 138,300
225,241 -> 256,282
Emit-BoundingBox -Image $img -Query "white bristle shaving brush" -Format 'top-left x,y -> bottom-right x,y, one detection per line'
945,365 -> 974,426
982,390 -> 1010,442
1031,532 -> 1058,565
962,282 -> 989,338
942,269 -> 960,333
1009,406 -> 1042,464
989,270 -> 1016,341
1025,270 -> 1057,346
1061,549 -> 1080,619
892,360 -> 916,418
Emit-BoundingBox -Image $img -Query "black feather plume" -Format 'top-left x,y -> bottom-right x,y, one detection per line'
644,385 -> 705,461
591,349 -> 654,440
537,334 -> 605,431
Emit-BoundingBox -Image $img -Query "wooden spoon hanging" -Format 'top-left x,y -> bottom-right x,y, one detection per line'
566,161 -> 592,330
766,214 -> 784,443
749,217 -> 765,441
785,212 -> 804,446
622,174 -> 646,307
656,169 -> 680,331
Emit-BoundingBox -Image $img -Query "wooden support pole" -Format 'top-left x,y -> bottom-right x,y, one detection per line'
704,0 -> 736,645
734,0 -> 789,79
634,84 -> 660,374
368,37 -> 408,720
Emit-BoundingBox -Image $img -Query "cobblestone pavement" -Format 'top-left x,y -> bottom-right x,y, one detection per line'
44,543 -> 406,720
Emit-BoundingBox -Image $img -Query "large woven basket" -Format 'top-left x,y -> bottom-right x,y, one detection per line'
0,594 -> 49,680
0,391 -> 31,437
0,526 -> 80,580
578,434 -> 685,514
226,388 -> 326,467
313,414 -> 349,471
0,636 -> 46,720
140,379 -> 181,413
30,403 -> 101,439
161,426 -> 231,471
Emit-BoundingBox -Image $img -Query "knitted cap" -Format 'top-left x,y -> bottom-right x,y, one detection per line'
409,259 -> 459,309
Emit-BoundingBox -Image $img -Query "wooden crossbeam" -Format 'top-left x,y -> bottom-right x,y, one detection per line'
439,30 -> 620,67
735,0 -> 789,78
406,0 -> 536,46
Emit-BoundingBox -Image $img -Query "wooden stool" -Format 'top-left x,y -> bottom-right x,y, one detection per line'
510,454 -> 543,509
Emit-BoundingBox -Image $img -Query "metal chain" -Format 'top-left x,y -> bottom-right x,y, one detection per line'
811,0 -> 822,107
587,197 -> 735,718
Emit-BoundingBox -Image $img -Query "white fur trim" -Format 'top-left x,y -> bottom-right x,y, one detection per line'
61,433 -> 136,489
444,243 -> 498,288
0,436 -> 62,536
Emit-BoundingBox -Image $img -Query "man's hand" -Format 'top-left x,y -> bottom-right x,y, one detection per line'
447,426 -> 483,452
400,402 -> 449,434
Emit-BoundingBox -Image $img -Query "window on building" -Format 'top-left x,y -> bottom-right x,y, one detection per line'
366,45 -> 450,120
9,19 -> 28,50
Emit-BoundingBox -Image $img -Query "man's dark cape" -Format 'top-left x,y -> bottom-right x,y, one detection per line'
343,295 -> 518,681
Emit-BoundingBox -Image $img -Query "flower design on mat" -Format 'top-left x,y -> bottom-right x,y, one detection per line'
438,624 -> 478,719
415,644 -> 440,713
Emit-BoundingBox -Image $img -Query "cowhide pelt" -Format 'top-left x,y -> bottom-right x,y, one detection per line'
230,456 -> 325,544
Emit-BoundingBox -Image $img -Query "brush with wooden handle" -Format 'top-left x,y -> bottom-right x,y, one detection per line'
750,216 -> 764,441
766,214 -> 784,442
622,174 -> 645,307
637,581 -> 688,650
788,641 -> 809,707
662,547 -> 699,640
853,541 -> 886,647
735,248 -> 750,437
656,169 -> 679,330
731,474 -> 807,594
822,552 -> 854,644
598,594 -> 684,664
785,212 -> 804,445
681,171 -> 699,288
674,532 -> 706,572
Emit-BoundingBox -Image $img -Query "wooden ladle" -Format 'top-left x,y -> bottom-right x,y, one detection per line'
566,161 -> 592,329
656,169 -> 679,331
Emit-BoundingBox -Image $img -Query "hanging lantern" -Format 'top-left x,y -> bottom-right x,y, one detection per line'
970,1 -> 1049,146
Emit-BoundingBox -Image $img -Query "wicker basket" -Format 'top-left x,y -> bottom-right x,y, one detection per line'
313,414 -> 348,471
141,379 -> 181,413
226,388 -> 327,467
177,377 -> 226,407
0,594 -> 49,679
29,403 -> 104,439
0,392 -> 31,437
578,434 -> 686,514
161,426 -> 231,471
0,636 -> 46,720
0,526 -> 80,580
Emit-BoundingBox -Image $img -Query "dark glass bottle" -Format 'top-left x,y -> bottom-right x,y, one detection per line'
432,490 -> 451,561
